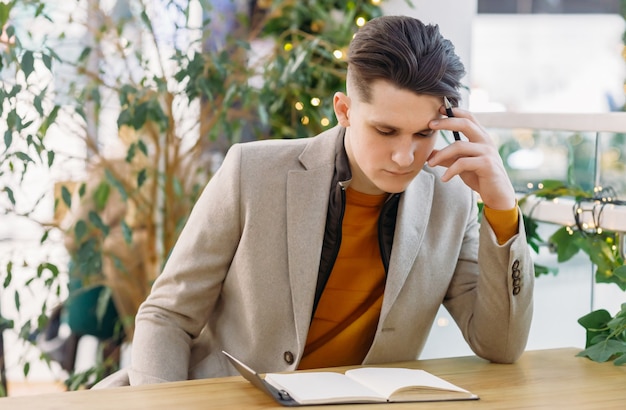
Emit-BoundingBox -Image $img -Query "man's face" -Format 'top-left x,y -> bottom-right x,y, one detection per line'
334,80 -> 442,195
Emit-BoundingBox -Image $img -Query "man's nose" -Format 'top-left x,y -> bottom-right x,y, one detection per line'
390,135 -> 415,167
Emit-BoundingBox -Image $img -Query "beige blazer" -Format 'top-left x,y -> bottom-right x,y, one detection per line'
113,126 -> 534,386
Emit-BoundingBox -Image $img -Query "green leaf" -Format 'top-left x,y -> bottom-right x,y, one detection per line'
88,211 -> 109,236
132,102 -> 148,130
533,262 -> 558,277
576,339 -> 626,363
578,309 -> 612,348
47,150 -> 55,167
95,286 -> 112,327
61,185 -> 72,208
3,261 -> 12,288
42,53 -> 52,71
137,168 -> 147,187
121,220 -> 132,245
117,108 -> 133,129
0,3 -> 12,27
578,309 -> 612,331
137,139 -> 148,156
4,130 -> 12,151
14,151 -> 33,163
104,169 -> 128,201
74,220 -> 87,242
34,95 -> 44,116
614,265 -> 626,282
0,316 -> 14,332
549,227 -> 580,263
4,187 -> 15,206
21,51 -> 35,80
37,263 -> 59,279
140,10 -> 153,31
125,142 -> 136,163
39,105 -> 60,136
77,46 -> 92,63
14,290 -> 20,311
92,182 -> 111,211
173,177 -> 183,197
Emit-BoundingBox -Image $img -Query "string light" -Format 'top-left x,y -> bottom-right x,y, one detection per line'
284,42 -> 293,51
294,102 -> 304,111
320,117 -> 330,126
310,97 -> 321,107
356,17 -> 366,27
333,49 -> 343,59
301,116 -> 310,125
371,0 -> 382,5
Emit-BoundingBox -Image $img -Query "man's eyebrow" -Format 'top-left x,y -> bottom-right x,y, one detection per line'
371,122 -> 432,133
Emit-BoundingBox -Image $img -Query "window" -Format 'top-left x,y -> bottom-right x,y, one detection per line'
478,0 -> 621,14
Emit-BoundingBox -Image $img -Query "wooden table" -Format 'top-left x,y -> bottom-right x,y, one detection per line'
1,348 -> 624,409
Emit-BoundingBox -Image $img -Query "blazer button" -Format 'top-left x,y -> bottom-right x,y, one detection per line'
283,351 -> 295,365
513,286 -> 521,295
513,278 -> 521,287
512,268 -> 521,280
512,259 -> 520,270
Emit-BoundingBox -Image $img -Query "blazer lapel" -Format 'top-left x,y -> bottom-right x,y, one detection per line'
285,132 -> 337,348
380,170 -> 435,319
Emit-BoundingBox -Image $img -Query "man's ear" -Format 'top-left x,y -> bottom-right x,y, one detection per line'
333,92 -> 350,127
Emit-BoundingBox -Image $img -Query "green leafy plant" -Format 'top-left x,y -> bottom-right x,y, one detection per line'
577,303 -> 626,366
520,179 -> 626,365
0,0 -> 384,392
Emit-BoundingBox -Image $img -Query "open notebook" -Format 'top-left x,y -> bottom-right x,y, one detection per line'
223,351 -> 478,406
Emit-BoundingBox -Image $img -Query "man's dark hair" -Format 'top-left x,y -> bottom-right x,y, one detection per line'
347,15 -> 465,106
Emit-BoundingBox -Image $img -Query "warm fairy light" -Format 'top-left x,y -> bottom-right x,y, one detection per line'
310,97 -> 321,107
301,116 -> 310,125
333,49 -> 343,59
597,228 -> 603,234
321,117 -> 330,126
284,42 -> 293,51
537,183 -> 544,189
294,101 -> 304,111
356,17 -> 366,27
566,226 -> 574,235
371,0 -> 382,4
527,182 -> 534,189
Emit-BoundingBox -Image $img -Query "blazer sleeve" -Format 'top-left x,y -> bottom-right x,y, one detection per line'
129,144 -> 245,384
444,199 -> 534,364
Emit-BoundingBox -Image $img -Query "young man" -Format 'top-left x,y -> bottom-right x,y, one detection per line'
104,15 -> 533,386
